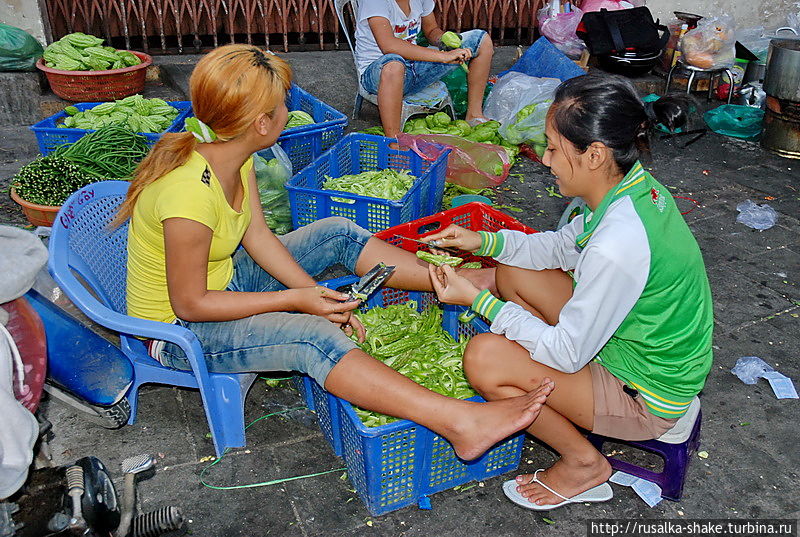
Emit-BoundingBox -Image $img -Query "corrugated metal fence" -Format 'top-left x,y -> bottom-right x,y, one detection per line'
44,0 -> 543,53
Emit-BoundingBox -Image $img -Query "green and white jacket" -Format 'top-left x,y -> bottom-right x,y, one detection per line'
471,162 -> 713,418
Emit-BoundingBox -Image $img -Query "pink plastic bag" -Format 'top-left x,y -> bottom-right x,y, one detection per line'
537,1 -> 586,59
397,133 -> 511,189
580,0 -> 636,12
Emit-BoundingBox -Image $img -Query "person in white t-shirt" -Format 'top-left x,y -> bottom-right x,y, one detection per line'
354,0 -> 494,138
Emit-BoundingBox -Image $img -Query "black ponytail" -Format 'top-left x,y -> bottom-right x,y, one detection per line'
549,74 -> 691,174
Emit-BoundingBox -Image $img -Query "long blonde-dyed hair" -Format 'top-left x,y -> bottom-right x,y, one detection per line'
113,45 -> 292,226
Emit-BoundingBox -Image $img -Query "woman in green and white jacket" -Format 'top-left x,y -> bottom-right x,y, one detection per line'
425,74 -> 713,511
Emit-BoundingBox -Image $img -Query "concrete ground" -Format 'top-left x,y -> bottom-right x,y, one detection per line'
2,48 -> 799,536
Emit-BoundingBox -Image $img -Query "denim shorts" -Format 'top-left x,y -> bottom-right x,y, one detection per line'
360,29 -> 487,96
159,217 -> 373,387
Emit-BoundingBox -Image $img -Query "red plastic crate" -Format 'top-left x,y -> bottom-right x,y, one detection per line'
375,201 -> 537,267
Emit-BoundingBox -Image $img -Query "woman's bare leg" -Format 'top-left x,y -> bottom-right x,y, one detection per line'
325,348 -> 555,461
466,265 -> 610,505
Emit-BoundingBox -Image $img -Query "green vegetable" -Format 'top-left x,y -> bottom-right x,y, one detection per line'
322,169 -> 416,201
460,262 -> 482,269
53,125 -> 150,179
11,156 -> 95,206
432,111 -> 451,127
361,125 -> 385,136
285,110 -> 315,128
440,31 -> 462,50
57,95 -> 180,134
43,32 -> 140,71
349,303 -> 478,427
416,250 -> 464,267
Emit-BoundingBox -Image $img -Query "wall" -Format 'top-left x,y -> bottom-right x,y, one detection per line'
647,0 -> 798,30
0,0 -> 47,45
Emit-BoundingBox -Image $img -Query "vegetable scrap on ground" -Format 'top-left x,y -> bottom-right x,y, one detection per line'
348,303 -> 477,427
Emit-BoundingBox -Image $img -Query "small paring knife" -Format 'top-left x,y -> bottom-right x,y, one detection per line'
347,262 -> 396,302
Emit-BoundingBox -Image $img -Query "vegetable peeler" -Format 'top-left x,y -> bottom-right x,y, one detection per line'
347,262 -> 396,301
394,235 -> 461,256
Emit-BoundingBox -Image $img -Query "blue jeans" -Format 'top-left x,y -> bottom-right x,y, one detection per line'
159,217 -> 372,386
360,29 -> 488,96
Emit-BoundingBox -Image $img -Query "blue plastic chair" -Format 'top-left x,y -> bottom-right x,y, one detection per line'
48,181 -> 256,457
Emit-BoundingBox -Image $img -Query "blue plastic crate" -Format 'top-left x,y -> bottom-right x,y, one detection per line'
285,134 -> 449,233
30,101 -> 193,156
180,84 -> 347,172
315,276 -> 525,516
293,375 -> 315,411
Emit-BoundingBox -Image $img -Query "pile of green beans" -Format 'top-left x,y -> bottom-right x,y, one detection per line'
53,125 -> 150,179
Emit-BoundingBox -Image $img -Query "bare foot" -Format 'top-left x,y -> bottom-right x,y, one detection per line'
458,267 -> 497,295
447,377 -> 554,461
513,452 -> 611,506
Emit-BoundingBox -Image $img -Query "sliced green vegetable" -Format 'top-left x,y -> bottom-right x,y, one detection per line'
322,169 -> 416,201
349,303 -> 478,427
416,250 -> 463,267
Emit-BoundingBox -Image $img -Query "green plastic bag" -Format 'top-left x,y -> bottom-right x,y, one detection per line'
704,104 -> 764,141
0,24 -> 44,71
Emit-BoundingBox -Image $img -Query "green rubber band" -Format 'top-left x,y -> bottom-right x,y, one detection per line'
200,407 -> 346,490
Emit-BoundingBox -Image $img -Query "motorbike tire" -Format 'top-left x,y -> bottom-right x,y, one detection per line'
43,384 -> 131,429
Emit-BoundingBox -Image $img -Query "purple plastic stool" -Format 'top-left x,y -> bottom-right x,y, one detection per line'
587,400 -> 702,501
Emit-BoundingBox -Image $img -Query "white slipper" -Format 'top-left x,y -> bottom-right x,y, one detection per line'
502,469 -> 613,511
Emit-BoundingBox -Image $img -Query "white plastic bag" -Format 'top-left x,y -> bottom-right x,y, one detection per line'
484,73 -> 560,147
679,15 -> 736,69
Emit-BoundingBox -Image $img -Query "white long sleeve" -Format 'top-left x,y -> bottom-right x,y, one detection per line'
488,198 -> 650,373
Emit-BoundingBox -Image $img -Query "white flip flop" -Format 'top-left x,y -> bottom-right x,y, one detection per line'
502,469 -> 613,511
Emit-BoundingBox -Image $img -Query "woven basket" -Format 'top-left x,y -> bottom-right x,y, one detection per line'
36,51 -> 152,102
10,187 -> 61,227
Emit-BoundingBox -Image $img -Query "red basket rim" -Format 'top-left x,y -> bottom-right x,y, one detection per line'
36,50 -> 152,77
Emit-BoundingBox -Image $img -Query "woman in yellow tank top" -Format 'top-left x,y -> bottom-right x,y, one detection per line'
115,44 -> 552,462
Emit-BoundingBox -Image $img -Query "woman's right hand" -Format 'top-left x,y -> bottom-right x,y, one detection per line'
290,286 -> 360,324
440,48 -> 471,64
422,224 -> 482,252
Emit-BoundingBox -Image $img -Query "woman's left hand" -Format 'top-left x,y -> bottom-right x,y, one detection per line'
428,264 -> 480,306
338,311 -> 366,343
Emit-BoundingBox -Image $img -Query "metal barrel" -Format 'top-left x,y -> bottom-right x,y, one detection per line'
762,39 -> 800,158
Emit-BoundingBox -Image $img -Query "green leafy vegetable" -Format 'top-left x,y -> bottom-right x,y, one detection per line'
58,95 -> 180,134
416,250 -> 463,267
349,303 -> 478,427
323,169 -> 416,201
285,110 -> 315,128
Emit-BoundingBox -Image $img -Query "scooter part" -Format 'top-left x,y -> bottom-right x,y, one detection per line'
43,385 -> 130,429
115,455 -> 156,537
65,465 -> 87,534
131,507 -> 186,537
75,456 -> 121,535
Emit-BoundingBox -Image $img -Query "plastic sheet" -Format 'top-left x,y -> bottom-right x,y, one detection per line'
537,1 -> 586,59
397,133 -> 510,189
735,199 -> 777,230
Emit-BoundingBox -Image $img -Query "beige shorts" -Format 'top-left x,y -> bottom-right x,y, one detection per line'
590,362 -> 678,441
